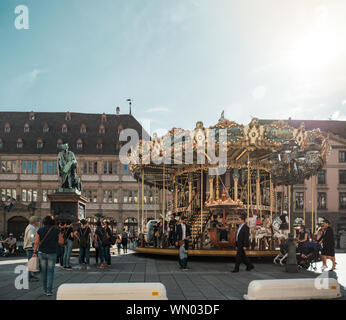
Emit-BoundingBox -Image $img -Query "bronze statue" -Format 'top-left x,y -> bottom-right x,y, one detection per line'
58,144 -> 82,191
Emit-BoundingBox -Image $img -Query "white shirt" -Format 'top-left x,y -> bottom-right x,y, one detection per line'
236,223 -> 245,241
24,224 -> 37,249
181,223 -> 186,240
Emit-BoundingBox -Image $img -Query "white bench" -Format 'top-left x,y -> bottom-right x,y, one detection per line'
244,278 -> 341,300
57,283 -> 167,300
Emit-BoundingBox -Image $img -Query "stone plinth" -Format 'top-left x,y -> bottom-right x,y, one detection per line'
48,189 -> 88,223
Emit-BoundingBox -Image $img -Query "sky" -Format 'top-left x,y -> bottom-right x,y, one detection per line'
1,0 -> 346,136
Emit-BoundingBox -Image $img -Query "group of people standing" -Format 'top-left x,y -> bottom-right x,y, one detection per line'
23,215 -> 130,296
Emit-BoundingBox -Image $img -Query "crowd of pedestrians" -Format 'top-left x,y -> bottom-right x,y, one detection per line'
20,214 -> 136,296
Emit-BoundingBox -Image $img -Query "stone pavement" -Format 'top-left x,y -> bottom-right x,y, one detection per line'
0,251 -> 345,300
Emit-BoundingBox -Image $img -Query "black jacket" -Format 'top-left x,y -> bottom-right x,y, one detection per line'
235,224 -> 250,248
175,223 -> 191,242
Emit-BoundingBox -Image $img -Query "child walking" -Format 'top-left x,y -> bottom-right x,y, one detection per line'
178,240 -> 188,270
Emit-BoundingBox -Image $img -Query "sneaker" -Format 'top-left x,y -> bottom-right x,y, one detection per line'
86,265 -> 91,270
64,266 -> 72,270
45,293 -> 53,296
78,265 -> 83,270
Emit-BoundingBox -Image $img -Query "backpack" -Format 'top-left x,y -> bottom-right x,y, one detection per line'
110,234 -> 116,246
78,228 -> 88,248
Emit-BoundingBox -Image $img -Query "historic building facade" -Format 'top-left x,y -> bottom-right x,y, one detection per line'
0,110 -> 160,237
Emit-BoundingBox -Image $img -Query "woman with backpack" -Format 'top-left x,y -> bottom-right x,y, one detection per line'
75,219 -> 92,270
32,215 -> 64,296
94,220 -> 107,268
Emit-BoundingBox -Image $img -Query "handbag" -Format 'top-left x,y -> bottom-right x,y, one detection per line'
26,256 -> 39,272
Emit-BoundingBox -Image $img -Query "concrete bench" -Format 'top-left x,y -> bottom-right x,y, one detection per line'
57,283 -> 167,300
244,278 -> 341,300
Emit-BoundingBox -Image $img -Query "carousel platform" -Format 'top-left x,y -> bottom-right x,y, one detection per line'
135,247 -> 279,257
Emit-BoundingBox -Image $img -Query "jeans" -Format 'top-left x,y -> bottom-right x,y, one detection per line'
63,240 -> 73,267
78,243 -> 90,265
25,248 -> 37,279
56,245 -> 65,266
98,242 -> 105,264
104,245 -> 111,265
38,252 -> 56,294
179,258 -> 187,268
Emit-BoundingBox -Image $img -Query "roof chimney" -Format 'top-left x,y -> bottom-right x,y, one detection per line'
116,107 -> 120,115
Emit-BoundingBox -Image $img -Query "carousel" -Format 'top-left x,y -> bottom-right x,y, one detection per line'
129,116 -> 330,257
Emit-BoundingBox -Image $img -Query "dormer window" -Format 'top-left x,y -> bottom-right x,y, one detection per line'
37,138 -> 43,149
99,124 -> 105,134
62,124 -> 68,133
77,138 -> 83,150
24,123 -> 30,133
29,111 -> 35,121
117,125 -> 123,135
96,139 -> 103,150
43,123 -> 49,133
57,139 -> 63,149
65,112 -> 71,121
80,124 -> 86,134
4,123 -> 10,133
17,138 -> 23,149
101,113 -> 107,122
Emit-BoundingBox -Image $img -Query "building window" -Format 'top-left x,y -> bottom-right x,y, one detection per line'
99,125 -> 105,134
317,170 -> 326,185
42,161 -> 57,174
1,188 -> 16,202
101,113 -> 107,122
65,112 -> 71,121
123,164 -> 129,175
97,140 -> 103,150
103,161 -> 118,174
123,190 -> 138,204
83,190 -> 97,203
82,161 -> 98,174
62,124 -> 68,133
24,123 -> 30,133
339,170 -> 346,185
21,189 -> 37,202
29,112 -> 35,120
4,123 -> 10,133
102,190 -> 119,203
340,151 -> 346,163
0,160 -> 17,173
21,161 -> 38,174
77,139 -> 83,150
318,192 -> 327,209
17,138 -> 23,149
42,189 -> 54,202
80,124 -> 86,134
37,139 -> 43,149
57,139 -> 63,149
43,124 -> 49,133
340,193 -> 346,209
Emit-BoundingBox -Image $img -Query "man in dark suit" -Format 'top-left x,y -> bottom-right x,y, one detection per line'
232,215 -> 254,272
175,216 -> 191,250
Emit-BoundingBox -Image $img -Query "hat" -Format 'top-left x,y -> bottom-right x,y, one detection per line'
80,219 -> 87,225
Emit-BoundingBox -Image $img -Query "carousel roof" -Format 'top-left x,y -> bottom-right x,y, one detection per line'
128,117 -> 330,188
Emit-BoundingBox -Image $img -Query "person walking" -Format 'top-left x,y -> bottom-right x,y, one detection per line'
116,236 -> 122,254
232,215 -> 254,273
62,220 -> 74,270
319,219 -> 336,271
121,228 -> 128,254
175,216 -> 191,250
75,219 -> 92,270
33,215 -> 63,296
24,216 -> 40,282
103,221 -> 112,265
169,214 -> 177,248
56,221 -> 65,267
94,220 -> 107,268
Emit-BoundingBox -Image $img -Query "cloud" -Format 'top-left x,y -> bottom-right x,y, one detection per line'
146,106 -> 172,113
16,68 -> 50,87
342,100 -> 346,105
252,86 -> 267,100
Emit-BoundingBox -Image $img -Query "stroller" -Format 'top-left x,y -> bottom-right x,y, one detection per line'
273,241 -> 298,266
296,242 -> 321,271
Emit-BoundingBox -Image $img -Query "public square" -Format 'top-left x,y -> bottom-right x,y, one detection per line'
0,250 -> 345,300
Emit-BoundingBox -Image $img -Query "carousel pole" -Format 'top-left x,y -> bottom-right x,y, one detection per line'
188,173 -> 192,217
162,164 -> 165,234
314,175 -> 318,231
270,173 -> 273,222
141,169 -> 144,233
209,176 -> 214,200
303,181 -> 306,225
247,153 -> 250,225
234,173 -> 238,201
174,178 -> 178,213
201,168 -> 203,236
311,177 -> 314,233
137,179 -> 140,233
216,174 -> 220,200
154,180 -> 157,220
256,167 -> 261,218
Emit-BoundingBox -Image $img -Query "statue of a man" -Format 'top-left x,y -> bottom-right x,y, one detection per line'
58,144 -> 78,190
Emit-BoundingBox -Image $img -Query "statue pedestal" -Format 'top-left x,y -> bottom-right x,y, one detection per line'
48,189 -> 88,223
